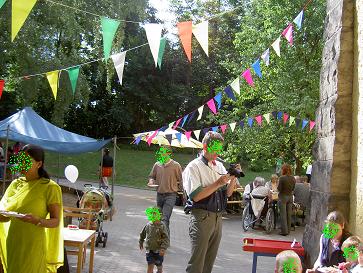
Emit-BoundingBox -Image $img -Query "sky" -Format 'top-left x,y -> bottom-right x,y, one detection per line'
149,0 -> 178,39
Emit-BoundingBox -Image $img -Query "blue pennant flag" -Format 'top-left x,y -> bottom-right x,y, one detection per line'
212,126 -> 218,132
277,112 -> 283,120
302,119 -> 309,129
295,118 -> 301,128
251,59 -> 262,78
203,128 -> 210,134
293,10 -> 304,30
187,111 -> 196,125
248,117 -> 253,127
271,111 -> 277,119
159,126 -> 168,132
181,114 -> 189,128
214,92 -> 222,109
239,121 -> 244,129
175,132 -> 182,142
135,135 -> 142,145
224,86 -> 236,101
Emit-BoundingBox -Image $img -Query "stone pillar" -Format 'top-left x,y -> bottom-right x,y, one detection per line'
302,0 -> 354,267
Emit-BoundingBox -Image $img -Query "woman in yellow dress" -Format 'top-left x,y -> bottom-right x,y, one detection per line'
0,144 -> 63,273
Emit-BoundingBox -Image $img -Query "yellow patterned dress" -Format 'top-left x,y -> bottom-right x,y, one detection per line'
0,177 -> 63,273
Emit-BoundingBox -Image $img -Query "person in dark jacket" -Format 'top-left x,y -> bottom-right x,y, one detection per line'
277,163 -> 296,236
99,148 -> 113,188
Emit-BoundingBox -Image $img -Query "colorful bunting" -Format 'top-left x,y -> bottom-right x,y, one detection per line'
101,17 -> 120,61
302,119 -> 309,129
251,60 -> 262,78
283,113 -> 289,124
0,0 -> 6,9
261,48 -> 270,66
187,110 -> 196,125
173,118 -> 182,129
46,70 -> 59,99
197,105 -> 204,121
67,66 -> 80,95
185,131 -> 192,140
168,122 -> 174,129
224,86 -> 236,101
295,118 -> 301,128
212,126 -> 218,132
0,79 -> 4,99
239,121 -> 244,129
192,21 -> 208,56
214,92 -> 222,109
289,116 -> 296,126
147,130 -> 159,146
309,121 -> 316,132
282,24 -> 293,46
220,124 -> 227,134
242,69 -> 254,87
293,10 -> 304,30
272,111 -> 277,119
277,112 -> 283,120
248,117 -> 253,127
229,122 -> 236,132
111,51 -> 126,86
11,0 -> 38,41
159,126 -> 168,132
263,113 -> 270,124
135,135 -> 142,145
272,37 -> 281,57
181,114 -> 189,128
144,23 -> 163,67
193,130 -> 201,140
203,128 -> 210,134
255,115 -> 262,126
206,99 -> 217,114
177,21 -> 193,62
157,37 -> 167,68
175,132 -> 182,142
230,77 -> 240,95
165,134 -> 173,145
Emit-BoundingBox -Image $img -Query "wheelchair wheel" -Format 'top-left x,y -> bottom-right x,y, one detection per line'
265,207 -> 275,234
242,205 -> 253,231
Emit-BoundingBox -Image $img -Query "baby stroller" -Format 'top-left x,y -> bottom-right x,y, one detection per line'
78,184 -> 114,247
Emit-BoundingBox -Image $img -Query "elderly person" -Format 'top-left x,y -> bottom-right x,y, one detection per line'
265,174 -> 279,201
275,250 -> 303,273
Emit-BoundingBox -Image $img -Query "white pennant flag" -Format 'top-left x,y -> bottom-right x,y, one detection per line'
263,113 -> 270,124
197,105 -> 204,121
230,77 -> 240,95
144,23 -> 163,67
194,130 -> 201,140
192,21 -> 208,56
111,51 -> 126,86
261,48 -> 270,66
272,37 -> 281,57
229,122 -> 236,132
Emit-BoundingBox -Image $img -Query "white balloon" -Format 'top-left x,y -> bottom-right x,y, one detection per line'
64,165 -> 79,183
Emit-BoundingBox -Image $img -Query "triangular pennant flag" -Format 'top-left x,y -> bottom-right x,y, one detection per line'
173,118 -> 182,129
242,69 -> 254,87
272,111 -> 277,119
0,79 -> 4,99
111,51 -> 126,86
187,110 -> 196,125
261,48 -> 270,66
293,10 -> 304,30
144,23 -> 163,67
289,116 -> 296,126
229,122 -> 236,132
214,92 -> 222,109
157,37 -> 167,68
309,121 -> 316,132
67,66 -> 80,95
11,0 -> 38,41
212,126 -> 218,132
177,21 -> 193,62
0,0 -> 6,9
248,117 -> 254,127
181,114 -> 189,128
168,122 -> 174,129
263,113 -> 270,124
251,60 -> 262,78
224,86 -> 236,101
194,130 -> 201,140
272,37 -> 281,57
295,118 -> 301,128
46,70 -> 59,100
159,126 -> 168,132
220,124 -> 227,134
185,131 -> 192,140
147,130 -> 159,146
175,132 -> 182,142
197,105 -> 204,121
302,119 -> 309,129
206,99 -> 217,115
277,111 -> 283,120
282,24 -> 293,46
192,20 -> 208,56
283,113 -> 289,124
255,115 -> 262,126
230,77 -> 240,95
101,17 -> 121,61
239,121 -> 244,129
203,128 -> 210,134
135,135 -> 142,145
165,134 -> 173,145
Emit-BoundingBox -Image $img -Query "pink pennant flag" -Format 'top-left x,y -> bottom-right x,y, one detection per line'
0,79 -> 4,99
283,113 -> 289,124
309,121 -> 316,132
255,115 -> 262,126
147,130 -> 159,146
220,124 -> 227,134
282,24 -> 293,46
173,118 -> 182,129
185,131 -> 192,140
206,99 -> 217,114
242,69 -> 254,87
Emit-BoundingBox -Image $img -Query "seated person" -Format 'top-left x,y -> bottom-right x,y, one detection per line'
275,250 -> 303,273
265,174 -> 279,201
339,236 -> 363,273
251,177 -> 269,197
306,211 -> 351,273
243,177 -> 260,200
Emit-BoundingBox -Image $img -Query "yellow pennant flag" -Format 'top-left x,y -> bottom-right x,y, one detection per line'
46,71 -> 59,99
12,0 -> 38,41
263,113 -> 270,124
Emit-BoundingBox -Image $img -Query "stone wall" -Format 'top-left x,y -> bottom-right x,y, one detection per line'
302,0 -> 355,267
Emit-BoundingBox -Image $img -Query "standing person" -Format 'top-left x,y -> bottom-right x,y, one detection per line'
99,148 -> 113,188
139,207 -> 170,273
183,131 -> 241,273
306,164 -> 313,183
147,146 -> 182,234
275,153 -> 284,175
0,144 -> 64,273
278,163 -> 296,236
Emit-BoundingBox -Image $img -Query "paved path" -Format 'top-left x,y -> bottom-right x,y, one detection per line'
59,180 -> 304,273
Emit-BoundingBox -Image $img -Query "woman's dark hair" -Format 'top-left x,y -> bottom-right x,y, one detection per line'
21,144 -> 50,179
104,148 -> 110,155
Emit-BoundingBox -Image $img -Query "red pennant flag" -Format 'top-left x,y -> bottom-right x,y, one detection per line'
220,124 -> 227,133
177,21 -> 193,62
255,115 -> 262,126
309,121 -> 316,132
242,69 -> 254,87
282,24 -> 294,46
0,79 -> 4,99
147,130 -> 159,146
283,113 -> 289,124
185,131 -> 192,140
206,99 -> 217,114
173,118 -> 182,129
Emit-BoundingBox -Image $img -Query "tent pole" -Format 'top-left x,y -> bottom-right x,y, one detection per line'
2,125 -> 10,196
99,147 -> 104,189
57,153 -> 60,183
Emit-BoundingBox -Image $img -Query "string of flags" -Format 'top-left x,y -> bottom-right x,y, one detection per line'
133,111 -> 316,146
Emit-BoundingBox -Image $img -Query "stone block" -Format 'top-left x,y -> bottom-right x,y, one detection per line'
313,136 -> 335,161
310,160 -> 332,193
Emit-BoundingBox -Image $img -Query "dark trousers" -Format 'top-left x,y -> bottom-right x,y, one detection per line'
279,195 -> 293,234
157,192 -> 177,234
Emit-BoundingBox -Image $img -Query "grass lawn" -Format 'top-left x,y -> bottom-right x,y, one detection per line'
45,145 -> 274,189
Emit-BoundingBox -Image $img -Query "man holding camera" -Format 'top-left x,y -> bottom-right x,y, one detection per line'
183,131 -> 242,273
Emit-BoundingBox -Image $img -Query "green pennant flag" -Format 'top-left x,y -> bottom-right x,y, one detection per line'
101,17 -> 120,61
67,66 -> 80,95
157,37 -> 167,68
0,0 -> 6,9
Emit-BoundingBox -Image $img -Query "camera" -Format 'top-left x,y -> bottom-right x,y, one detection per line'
227,164 -> 245,178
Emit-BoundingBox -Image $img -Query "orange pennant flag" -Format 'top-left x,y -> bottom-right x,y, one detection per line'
177,21 -> 193,62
